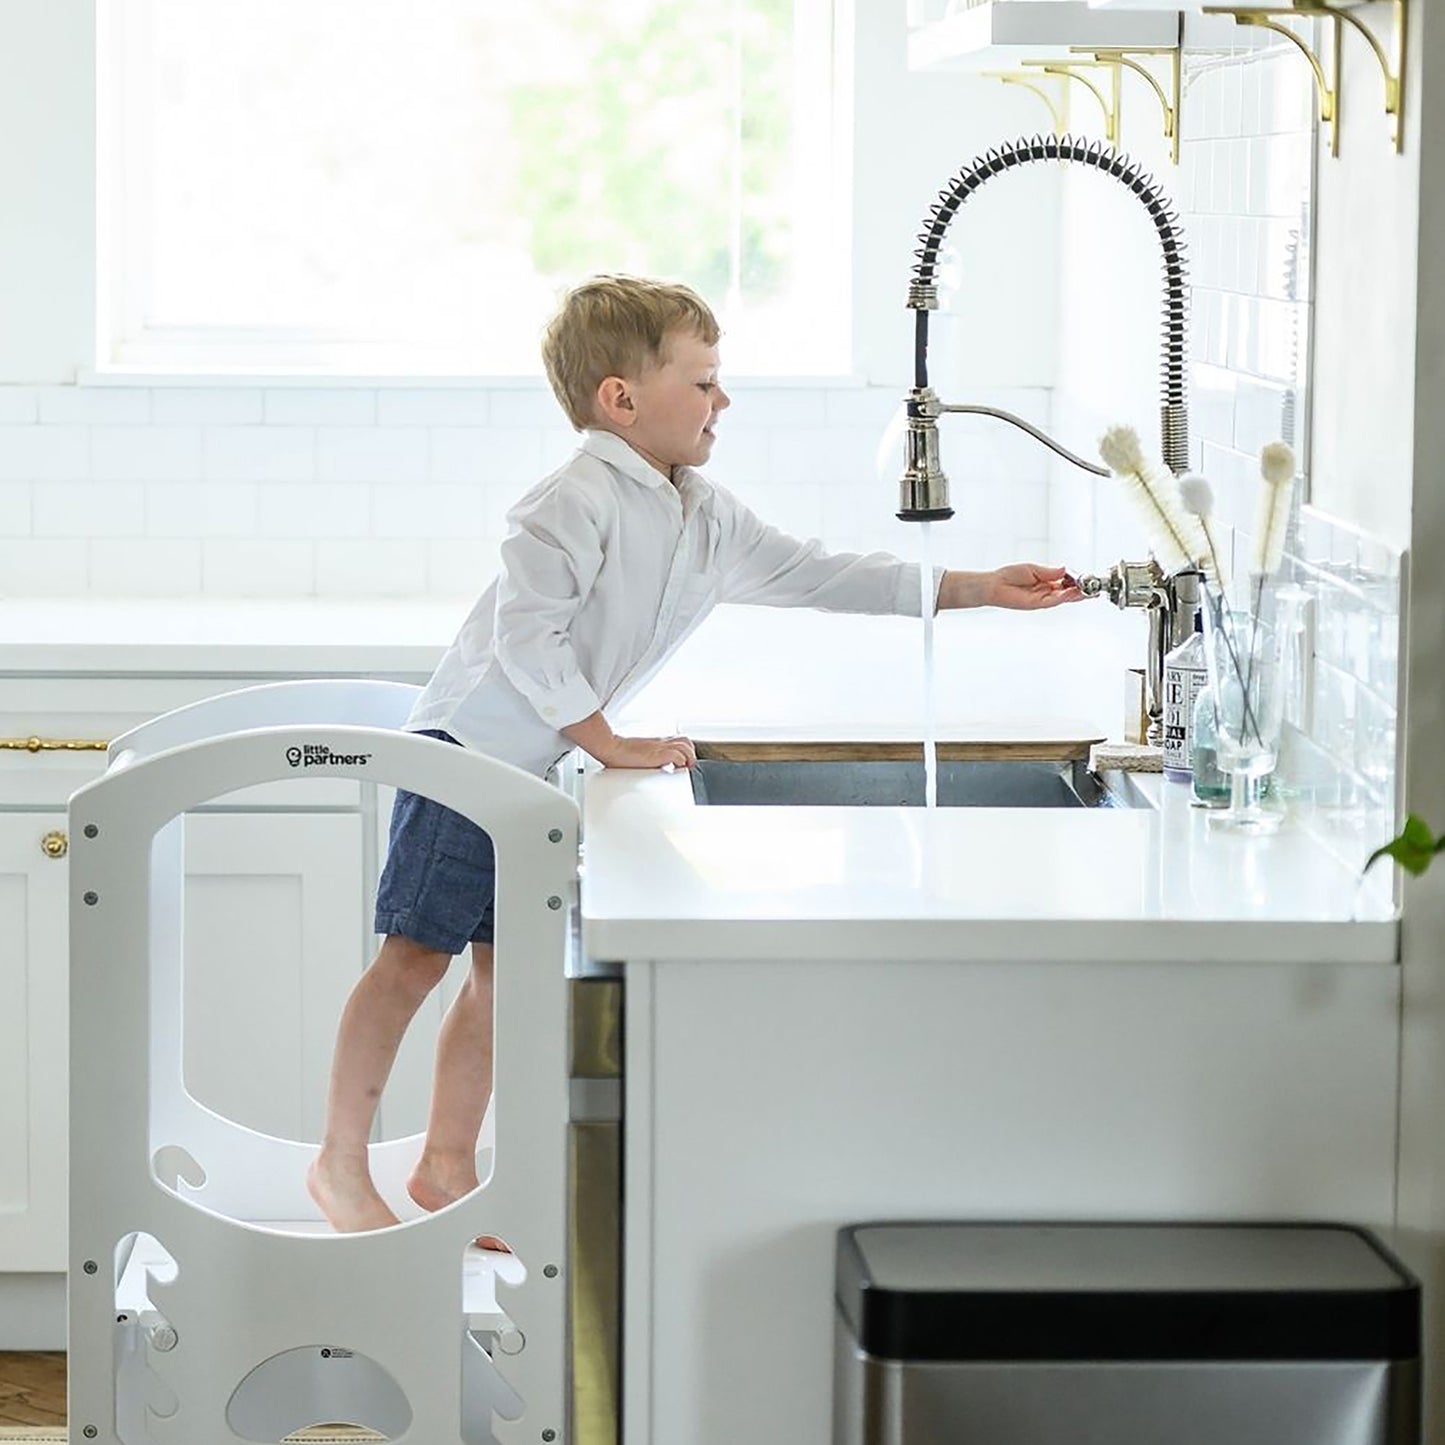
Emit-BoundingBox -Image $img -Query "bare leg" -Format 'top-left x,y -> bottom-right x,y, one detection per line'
307,934 -> 451,1232
408,943 -> 509,1250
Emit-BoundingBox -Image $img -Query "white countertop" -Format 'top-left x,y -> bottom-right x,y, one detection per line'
4,596 -> 1399,962
579,767 -> 1398,964
0,597 -> 459,675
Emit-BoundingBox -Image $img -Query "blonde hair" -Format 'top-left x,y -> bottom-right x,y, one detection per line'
541,275 -> 721,430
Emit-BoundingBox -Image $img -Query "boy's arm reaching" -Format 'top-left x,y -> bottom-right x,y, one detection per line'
711,487 -> 1082,614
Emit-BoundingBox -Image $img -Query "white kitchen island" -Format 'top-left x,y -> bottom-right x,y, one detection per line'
581,663 -> 1400,1445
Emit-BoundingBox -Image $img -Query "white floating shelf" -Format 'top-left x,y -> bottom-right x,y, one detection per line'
908,2 -> 1180,73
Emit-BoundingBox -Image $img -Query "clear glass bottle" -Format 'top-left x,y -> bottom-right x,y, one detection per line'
1190,680 -> 1231,807
1162,610 -> 1208,782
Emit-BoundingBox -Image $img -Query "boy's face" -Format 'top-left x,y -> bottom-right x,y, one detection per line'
601,329 -> 730,476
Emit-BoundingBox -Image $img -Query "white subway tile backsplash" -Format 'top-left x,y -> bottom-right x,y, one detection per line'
377,388 -> 490,427
427,537 -> 502,599
750,483 -> 826,542
204,425 -> 316,483
89,538 -> 202,596
145,481 -> 259,538
0,389 -> 38,425
705,427 -> 771,494
769,425 -> 874,488
34,482 -> 145,538
372,483 -> 490,540
152,388 -> 264,426
486,387 -> 571,428
0,426 -> 89,481
264,389 -> 378,426
0,538 -> 89,595
318,426 -> 429,485
820,481 -> 877,542
316,538 -> 428,596
38,386 -> 150,425
430,426 -> 542,488
259,483 -> 373,539
729,388 -> 828,428
824,387 -> 902,432
0,483 -> 33,537
202,539 -> 316,596
92,426 -> 202,483
1240,59 -> 1262,137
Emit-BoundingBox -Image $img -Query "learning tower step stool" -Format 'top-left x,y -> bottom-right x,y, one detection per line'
67,681 -> 580,1445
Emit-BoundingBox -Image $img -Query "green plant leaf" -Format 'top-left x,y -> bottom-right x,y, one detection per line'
1365,813 -> 1445,877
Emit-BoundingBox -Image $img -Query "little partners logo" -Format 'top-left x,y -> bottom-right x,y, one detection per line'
285,742 -> 373,769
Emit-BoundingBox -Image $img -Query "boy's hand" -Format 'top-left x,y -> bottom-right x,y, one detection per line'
937,566 -> 1086,610
562,711 -> 697,770
597,735 -> 698,771
982,563 -> 1085,610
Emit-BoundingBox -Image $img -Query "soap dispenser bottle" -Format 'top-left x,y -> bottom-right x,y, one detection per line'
1162,609 -> 1208,782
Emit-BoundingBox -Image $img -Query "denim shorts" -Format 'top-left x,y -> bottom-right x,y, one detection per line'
373,731 -> 497,954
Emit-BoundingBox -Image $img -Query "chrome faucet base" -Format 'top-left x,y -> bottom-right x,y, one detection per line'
1077,561 -> 1202,747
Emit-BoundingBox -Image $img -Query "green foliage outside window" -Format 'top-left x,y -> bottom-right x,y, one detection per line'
505,0 -> 794,302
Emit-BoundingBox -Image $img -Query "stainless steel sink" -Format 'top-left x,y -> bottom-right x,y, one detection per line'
690,758 -> 1141,809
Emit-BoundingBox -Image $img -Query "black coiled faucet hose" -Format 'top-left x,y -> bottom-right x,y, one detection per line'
910,134 -> 1190,474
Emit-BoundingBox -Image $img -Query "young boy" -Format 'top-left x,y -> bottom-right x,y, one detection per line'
307,274 -> 1084,1236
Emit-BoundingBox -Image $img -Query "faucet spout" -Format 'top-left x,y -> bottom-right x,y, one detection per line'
898,134 -> 1189,522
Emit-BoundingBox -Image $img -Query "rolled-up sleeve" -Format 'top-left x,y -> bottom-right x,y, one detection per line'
493,491 -> 606,728
713,488 -> 944,616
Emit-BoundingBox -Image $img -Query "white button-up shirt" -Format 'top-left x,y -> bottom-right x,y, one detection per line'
408,428 -> 940,775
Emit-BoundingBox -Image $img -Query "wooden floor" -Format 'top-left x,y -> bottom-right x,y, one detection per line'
0,1353 -> 64,1428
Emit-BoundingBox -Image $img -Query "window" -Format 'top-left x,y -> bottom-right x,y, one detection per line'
98,0 -> 850,377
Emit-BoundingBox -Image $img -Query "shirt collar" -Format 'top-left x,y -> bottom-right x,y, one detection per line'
578,428 -> 715,514
580,429 -> 672,490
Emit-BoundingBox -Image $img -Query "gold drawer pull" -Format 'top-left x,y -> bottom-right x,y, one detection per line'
0,736 -> 110,753
40,831 -> 68,860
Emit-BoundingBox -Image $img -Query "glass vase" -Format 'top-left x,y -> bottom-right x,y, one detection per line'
1199,577 -> 1299,833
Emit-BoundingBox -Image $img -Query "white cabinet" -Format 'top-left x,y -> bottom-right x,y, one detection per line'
624,957 -> 1401,1445
0,813 -> 71,1272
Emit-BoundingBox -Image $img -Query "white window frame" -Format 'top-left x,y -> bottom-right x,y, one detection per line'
94,0 -> 855,383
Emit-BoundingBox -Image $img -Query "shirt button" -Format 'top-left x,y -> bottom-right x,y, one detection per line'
542,706 -> 557,718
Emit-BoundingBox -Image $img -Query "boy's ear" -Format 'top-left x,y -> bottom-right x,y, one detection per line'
595,376 -> 636,429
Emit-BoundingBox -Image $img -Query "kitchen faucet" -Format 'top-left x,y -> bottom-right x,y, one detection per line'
899,134 -> 1194,747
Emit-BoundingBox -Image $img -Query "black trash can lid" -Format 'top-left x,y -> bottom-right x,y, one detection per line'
836,1222 -> 1419,1363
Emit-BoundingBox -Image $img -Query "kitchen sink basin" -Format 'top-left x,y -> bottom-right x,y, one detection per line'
690,758 -> 1141,809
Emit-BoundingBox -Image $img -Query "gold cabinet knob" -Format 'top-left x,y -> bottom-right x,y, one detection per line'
40,830 -> 68,859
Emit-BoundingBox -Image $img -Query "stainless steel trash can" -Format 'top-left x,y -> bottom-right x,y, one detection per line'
833,1222 -> 1420,1445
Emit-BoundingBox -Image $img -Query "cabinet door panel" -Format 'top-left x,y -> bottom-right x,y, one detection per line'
0,815 -> 69,1271
182,814 -> 366,1144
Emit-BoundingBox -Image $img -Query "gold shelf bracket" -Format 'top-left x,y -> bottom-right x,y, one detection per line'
1204,8 -> 1338,155
982,70 -> 1070,137
1020,58 -> 1121,146
1206,0 -> 1407,155
1070,45 -> 1183,164
1291,0 -> 1406,153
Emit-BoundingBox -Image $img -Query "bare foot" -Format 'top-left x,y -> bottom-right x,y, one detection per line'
407,1159 -> 510,1253
307,1153 -> 401,1233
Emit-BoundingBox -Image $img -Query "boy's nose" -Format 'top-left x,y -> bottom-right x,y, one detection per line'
714,388 -> 731,412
